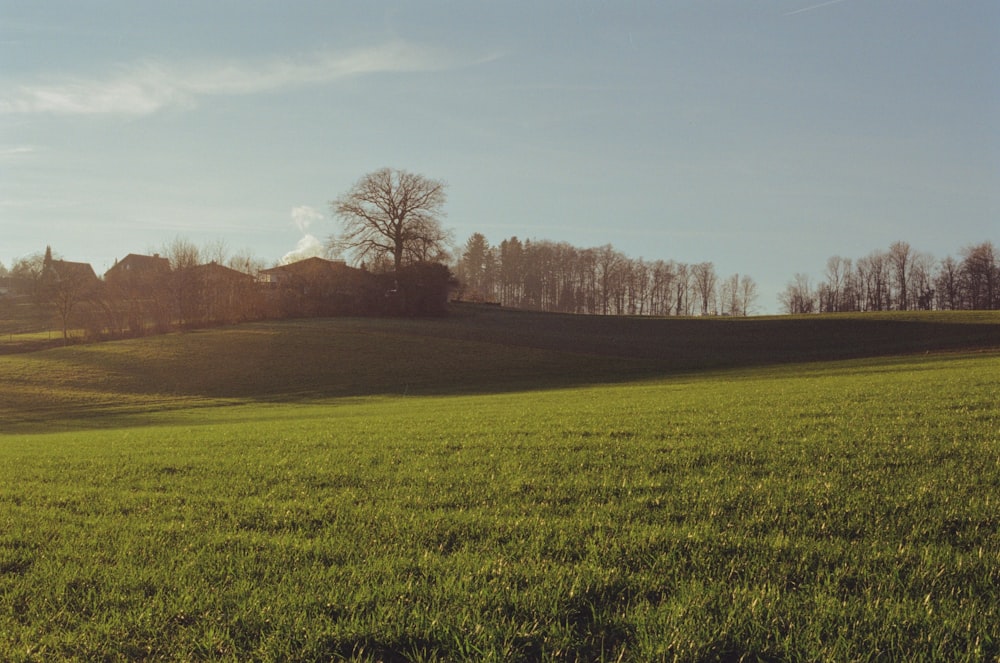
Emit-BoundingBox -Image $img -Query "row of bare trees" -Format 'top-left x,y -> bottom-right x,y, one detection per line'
780,241 -> 998,314
1,239 -> 267,341
2,234 -> 456,343
2,168 -> 462,342
454,233 -> 759,316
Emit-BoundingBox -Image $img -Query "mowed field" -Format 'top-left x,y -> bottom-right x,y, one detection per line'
1,306 -> 998,661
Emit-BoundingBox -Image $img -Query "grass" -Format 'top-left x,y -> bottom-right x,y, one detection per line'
2,306 -> 998,431
0,317 -> 651,433
437,306 -> 1000,365
1,308 -> 998,660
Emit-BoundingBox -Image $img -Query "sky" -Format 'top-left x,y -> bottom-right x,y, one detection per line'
2,1 -> 997,312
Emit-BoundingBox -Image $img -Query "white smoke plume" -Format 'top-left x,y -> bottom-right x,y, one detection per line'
282,205 -> 326,264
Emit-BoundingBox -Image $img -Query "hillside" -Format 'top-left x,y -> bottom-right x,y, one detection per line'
430,305 -> 1000,365
2,305 -> 998,431
2,306 -> 999,660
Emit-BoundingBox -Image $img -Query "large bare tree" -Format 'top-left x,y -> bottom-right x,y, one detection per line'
329,168 -> 451,271
822,256 -> 851,312
691,262 -> 718,316
738,274 -> 759,316
779,273 -> 816,314
888,240 -> 912,310
959,241 -> 998,310
719,273 -> 740,316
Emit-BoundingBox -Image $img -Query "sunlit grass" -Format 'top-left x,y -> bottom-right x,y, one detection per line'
2,347 -> 998,661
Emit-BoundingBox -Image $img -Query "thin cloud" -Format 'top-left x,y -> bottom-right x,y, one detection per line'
0,42 -> 471,116
290,205 -> 323,234
0,145 -> 38,157
784,0 -> 850,16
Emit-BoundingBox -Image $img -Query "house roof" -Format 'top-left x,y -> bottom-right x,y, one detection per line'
105,253 -> 171,278
48,259 -> 99,283
259,256 -> 349,275
188,262 -> 254,281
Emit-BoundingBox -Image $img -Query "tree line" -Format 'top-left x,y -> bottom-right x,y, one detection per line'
779,240 -> 998,314
3,167 -> 996,340
1,169 -> 459,342
2,240 -> 258,341
453,233 -> 759,317
1,239 -> 452,343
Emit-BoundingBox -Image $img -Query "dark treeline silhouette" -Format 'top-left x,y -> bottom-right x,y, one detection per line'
4,230 -> 996,346
2,168 -> 460,344
1,241 -> 453,344
453,233 -> 759,317
780,240 -> 999,314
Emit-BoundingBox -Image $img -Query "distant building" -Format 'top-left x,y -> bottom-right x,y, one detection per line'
183,261 -> 258,324
258,257 -> 349,287
259,257 -> 370,316
41,249 -> 102,340
104,253 -> 173,335
189,261 -> 254,284
44,258 -> 100,289
104,253 -> 171,282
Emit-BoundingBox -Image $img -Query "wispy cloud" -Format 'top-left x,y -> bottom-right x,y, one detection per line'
0,145 -> 38,157
0,42 -> 475,116
784,0 -> 850,17
290,205 -> 323,234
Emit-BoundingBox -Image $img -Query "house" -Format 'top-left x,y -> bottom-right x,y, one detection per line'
41,251 -> 101,304
44,258 -> 100,289
183,261 -> 258,324
103,252 -> 172,306
103,253 -> 172,334
104,253 -> 171,282
258,257 -> 365,295
41,251 -> 102,340
189,261 -> 254,285
259,257 -> 372,316
258,257 -> 347,286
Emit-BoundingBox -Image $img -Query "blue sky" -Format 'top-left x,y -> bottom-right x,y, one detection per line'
2,1 -> 997,311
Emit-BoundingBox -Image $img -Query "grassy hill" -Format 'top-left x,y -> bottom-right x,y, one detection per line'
432,305 -> 1000,365
2,305 -> 998,431
1,306 -> 998,660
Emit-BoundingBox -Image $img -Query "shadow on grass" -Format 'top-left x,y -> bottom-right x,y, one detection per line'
4,306 -> 999,433
434,305 -> 1000,366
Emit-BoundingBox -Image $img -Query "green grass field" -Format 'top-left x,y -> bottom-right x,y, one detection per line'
1,307 -> 998,661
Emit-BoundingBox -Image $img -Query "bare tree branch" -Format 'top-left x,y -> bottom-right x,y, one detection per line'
329,168 -> 452,271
